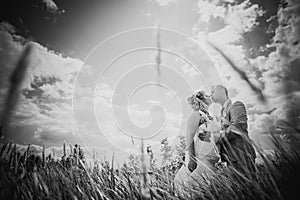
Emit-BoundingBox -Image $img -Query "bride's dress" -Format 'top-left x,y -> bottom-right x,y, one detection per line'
174,110 -> 221,191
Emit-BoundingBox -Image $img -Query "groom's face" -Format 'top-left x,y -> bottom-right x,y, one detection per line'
210,87 -> 223,104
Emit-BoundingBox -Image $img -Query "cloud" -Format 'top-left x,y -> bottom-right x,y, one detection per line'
2,0 -> 298,162
181,63 -> 199,78
193,0 -> 300,148
41,0 -> 58,13
67,77 -> 185,158
249,0 -> 300,128
0,22 -> 83,147
152,0 -> 177,6
194,0 -> 265,106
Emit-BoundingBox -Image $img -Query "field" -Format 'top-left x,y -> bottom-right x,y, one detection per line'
0,132 -> 299,200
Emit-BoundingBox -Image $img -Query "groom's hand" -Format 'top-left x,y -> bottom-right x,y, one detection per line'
220,127 -> 232,140
221,117 -> 231,128
225,126 -> 232,134
188,158 -> 197,172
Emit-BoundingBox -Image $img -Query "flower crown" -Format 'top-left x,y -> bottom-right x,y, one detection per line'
187,90 -> 213,123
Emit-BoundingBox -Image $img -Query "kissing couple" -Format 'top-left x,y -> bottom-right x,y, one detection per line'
174,85 -> 256,190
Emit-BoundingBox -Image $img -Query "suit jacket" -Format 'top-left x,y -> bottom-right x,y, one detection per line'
218,100 -> 256,163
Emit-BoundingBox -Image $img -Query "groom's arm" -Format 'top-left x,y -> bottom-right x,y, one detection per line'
224,101 -> 248,140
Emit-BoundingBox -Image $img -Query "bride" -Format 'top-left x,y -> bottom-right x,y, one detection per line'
174,90 -> 221,191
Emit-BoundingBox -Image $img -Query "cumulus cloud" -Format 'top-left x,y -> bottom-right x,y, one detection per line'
1,0 -> 299,161
41,0 -> 58,13
193,0 -> 300,147
152,0 -> 177,6
92,83 -> 183,150
249,0 -> 300,128
194,0 -> 265,106
0,22 -> 82,147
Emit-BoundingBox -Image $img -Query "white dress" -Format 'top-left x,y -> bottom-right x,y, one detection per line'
174,110 -> 221,191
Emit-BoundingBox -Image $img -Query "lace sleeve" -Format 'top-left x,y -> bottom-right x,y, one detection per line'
198,116 -> 205,126
198,110 -> 209,126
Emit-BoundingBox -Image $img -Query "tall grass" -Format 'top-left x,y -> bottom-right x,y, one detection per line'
0,131 -> 299,200
0,43 -> 34,138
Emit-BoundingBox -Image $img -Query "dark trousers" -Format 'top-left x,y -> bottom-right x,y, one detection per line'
219,137 -> 256,176
228,155 -> 256,178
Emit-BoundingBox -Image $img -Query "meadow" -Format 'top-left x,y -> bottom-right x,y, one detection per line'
0,130 -> 299,200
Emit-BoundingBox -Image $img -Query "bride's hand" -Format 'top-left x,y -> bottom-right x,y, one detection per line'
198,131 -> 207,140
198,124 -> 209,141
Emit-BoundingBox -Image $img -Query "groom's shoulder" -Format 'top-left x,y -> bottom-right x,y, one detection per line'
232,100 -> 245,106
231,100 -> 246,110
229,100 -> 248,121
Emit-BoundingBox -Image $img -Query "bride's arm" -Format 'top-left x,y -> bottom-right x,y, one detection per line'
186,111 -> 200,161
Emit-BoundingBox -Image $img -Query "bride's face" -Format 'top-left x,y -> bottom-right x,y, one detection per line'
201,91 -> 213,107
204,93 -> 213,106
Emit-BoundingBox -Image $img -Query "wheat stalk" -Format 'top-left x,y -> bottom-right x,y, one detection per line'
208,41 -> 266,103
0,43 -> 34,138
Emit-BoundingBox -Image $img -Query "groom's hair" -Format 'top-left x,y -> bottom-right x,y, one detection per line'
213,85 -> 229,98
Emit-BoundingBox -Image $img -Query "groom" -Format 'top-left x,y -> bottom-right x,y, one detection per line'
210,85 -> 256,174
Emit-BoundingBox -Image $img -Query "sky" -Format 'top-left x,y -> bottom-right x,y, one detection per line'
0,0 -> 299,165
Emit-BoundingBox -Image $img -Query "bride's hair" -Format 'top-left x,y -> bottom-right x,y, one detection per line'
187,90 -> 213,121
187,90 -> 207,110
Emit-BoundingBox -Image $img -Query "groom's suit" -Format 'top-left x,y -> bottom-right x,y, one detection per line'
217,99 -> 256,172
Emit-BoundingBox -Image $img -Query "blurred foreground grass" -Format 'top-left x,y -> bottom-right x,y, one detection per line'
0,131 -> 300,200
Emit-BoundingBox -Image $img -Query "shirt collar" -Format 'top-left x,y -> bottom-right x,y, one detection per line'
222,98 -> 232,110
